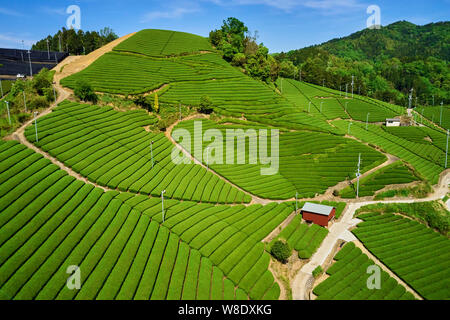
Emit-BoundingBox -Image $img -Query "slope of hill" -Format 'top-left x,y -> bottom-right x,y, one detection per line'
275,21 -> 450,106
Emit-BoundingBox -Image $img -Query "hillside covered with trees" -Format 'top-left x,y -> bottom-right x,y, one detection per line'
32,27 -> 118,56
275,21 -> 450,106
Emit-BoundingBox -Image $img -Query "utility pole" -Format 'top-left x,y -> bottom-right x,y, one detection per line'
23,90 -> 27,112
52,83 -> 57,103
366,113 -> 370,130
348,122 -> 352,135
150,141 -> 154,168
161,190 -> 166,223
408,88 -> 413,109
351,75 -> 354,98
356,153 -> 361,198
446,129 -> 449,169
27,50 -> 32,77
5,101 -> 11,125
440,101 -> 444,126
34,112 -> 39,142
46,38 -> 50,60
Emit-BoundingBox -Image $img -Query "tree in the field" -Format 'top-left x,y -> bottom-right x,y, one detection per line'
198,95 -> 214,114
271,240 -> 291,263
154,93 -> 159,113
74,79 -> 98,103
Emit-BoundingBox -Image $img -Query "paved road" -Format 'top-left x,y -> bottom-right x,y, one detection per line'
291,170 -> 449,300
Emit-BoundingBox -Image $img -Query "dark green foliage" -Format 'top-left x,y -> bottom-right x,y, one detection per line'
209,17 -> 279,83
74,79 -> 98,103
270,240 -> 291,263
312,266 -> 323,278
275,21 -> 450,106
32,68 -> 52,95
32,27 -> 118,55
198,95 -> 214,114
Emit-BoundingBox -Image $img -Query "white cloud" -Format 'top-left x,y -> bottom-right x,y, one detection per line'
141,7 -> 200,22
0,7 -> 24,17
206,0 -> 366,14
0,34 -> 35,48
40,6 -> 66,16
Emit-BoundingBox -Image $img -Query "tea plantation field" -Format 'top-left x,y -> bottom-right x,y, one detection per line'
339,161 -> 420,198
352,212 -> 450,300
313,242 -> 415,300
24,101 -> 250,204
0,140 -> 289,300
174,119 -> 386,199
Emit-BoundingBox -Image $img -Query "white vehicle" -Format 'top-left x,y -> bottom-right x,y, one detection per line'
16,73 -> 25,78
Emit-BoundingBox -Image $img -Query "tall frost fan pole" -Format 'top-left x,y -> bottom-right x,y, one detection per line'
356,153 -> 361,198
308,101 -> 311,113
46,38 -> 50,60
366,113 -> 370,130
27,50 -> 32,77
34,112 -> 39,142
408,88 -> 413,109
351,75 -> 354,98
0,79 -> 3,97
150,141 -> 154,169
320,101 -> 323,113
446,129 -> 449,169
440,101 -> 444,126
161,190 -> 166,223
345,83 -> 348,98
5,101 -> 11,125
52,82 -> 57,103
348,122 -> 352,135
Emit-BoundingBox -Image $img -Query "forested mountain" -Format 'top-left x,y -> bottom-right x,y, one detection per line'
275,21 -> 449,106
32,27 -> 118,56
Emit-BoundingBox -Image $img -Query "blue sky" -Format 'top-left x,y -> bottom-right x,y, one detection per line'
0,0 -> 449,53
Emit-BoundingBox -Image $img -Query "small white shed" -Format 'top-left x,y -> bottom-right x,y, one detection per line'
386,118 -> 401,127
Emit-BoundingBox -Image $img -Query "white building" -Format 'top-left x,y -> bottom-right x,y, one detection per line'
386,118 -> 401,127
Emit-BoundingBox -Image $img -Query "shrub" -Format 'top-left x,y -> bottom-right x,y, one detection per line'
270,240 -> 291,263
133,94 -> 152,111
32,68 -> 52,95
29,96 -> 49,110
198,95 -> 214,114
74,79 -> 98,103
312,265 -> 323,278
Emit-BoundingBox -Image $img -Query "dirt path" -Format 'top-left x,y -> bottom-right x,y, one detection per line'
291,170 -> 449,300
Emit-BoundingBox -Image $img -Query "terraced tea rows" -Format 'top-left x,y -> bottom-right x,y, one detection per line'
339,161 -> 420,198
353,212 -> 450,299
333,120 -> 444,184
114,29 -> 213,57
313,242 -> 415,300
417,105 -> 450,130
174,119 -> 386,199
268,215 -> 329,259
24,101 -> 250,204
280,79 -> 399,122
0,140 -> 289,300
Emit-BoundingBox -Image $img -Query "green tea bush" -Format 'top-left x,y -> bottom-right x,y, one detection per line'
271,240 -> 291,263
